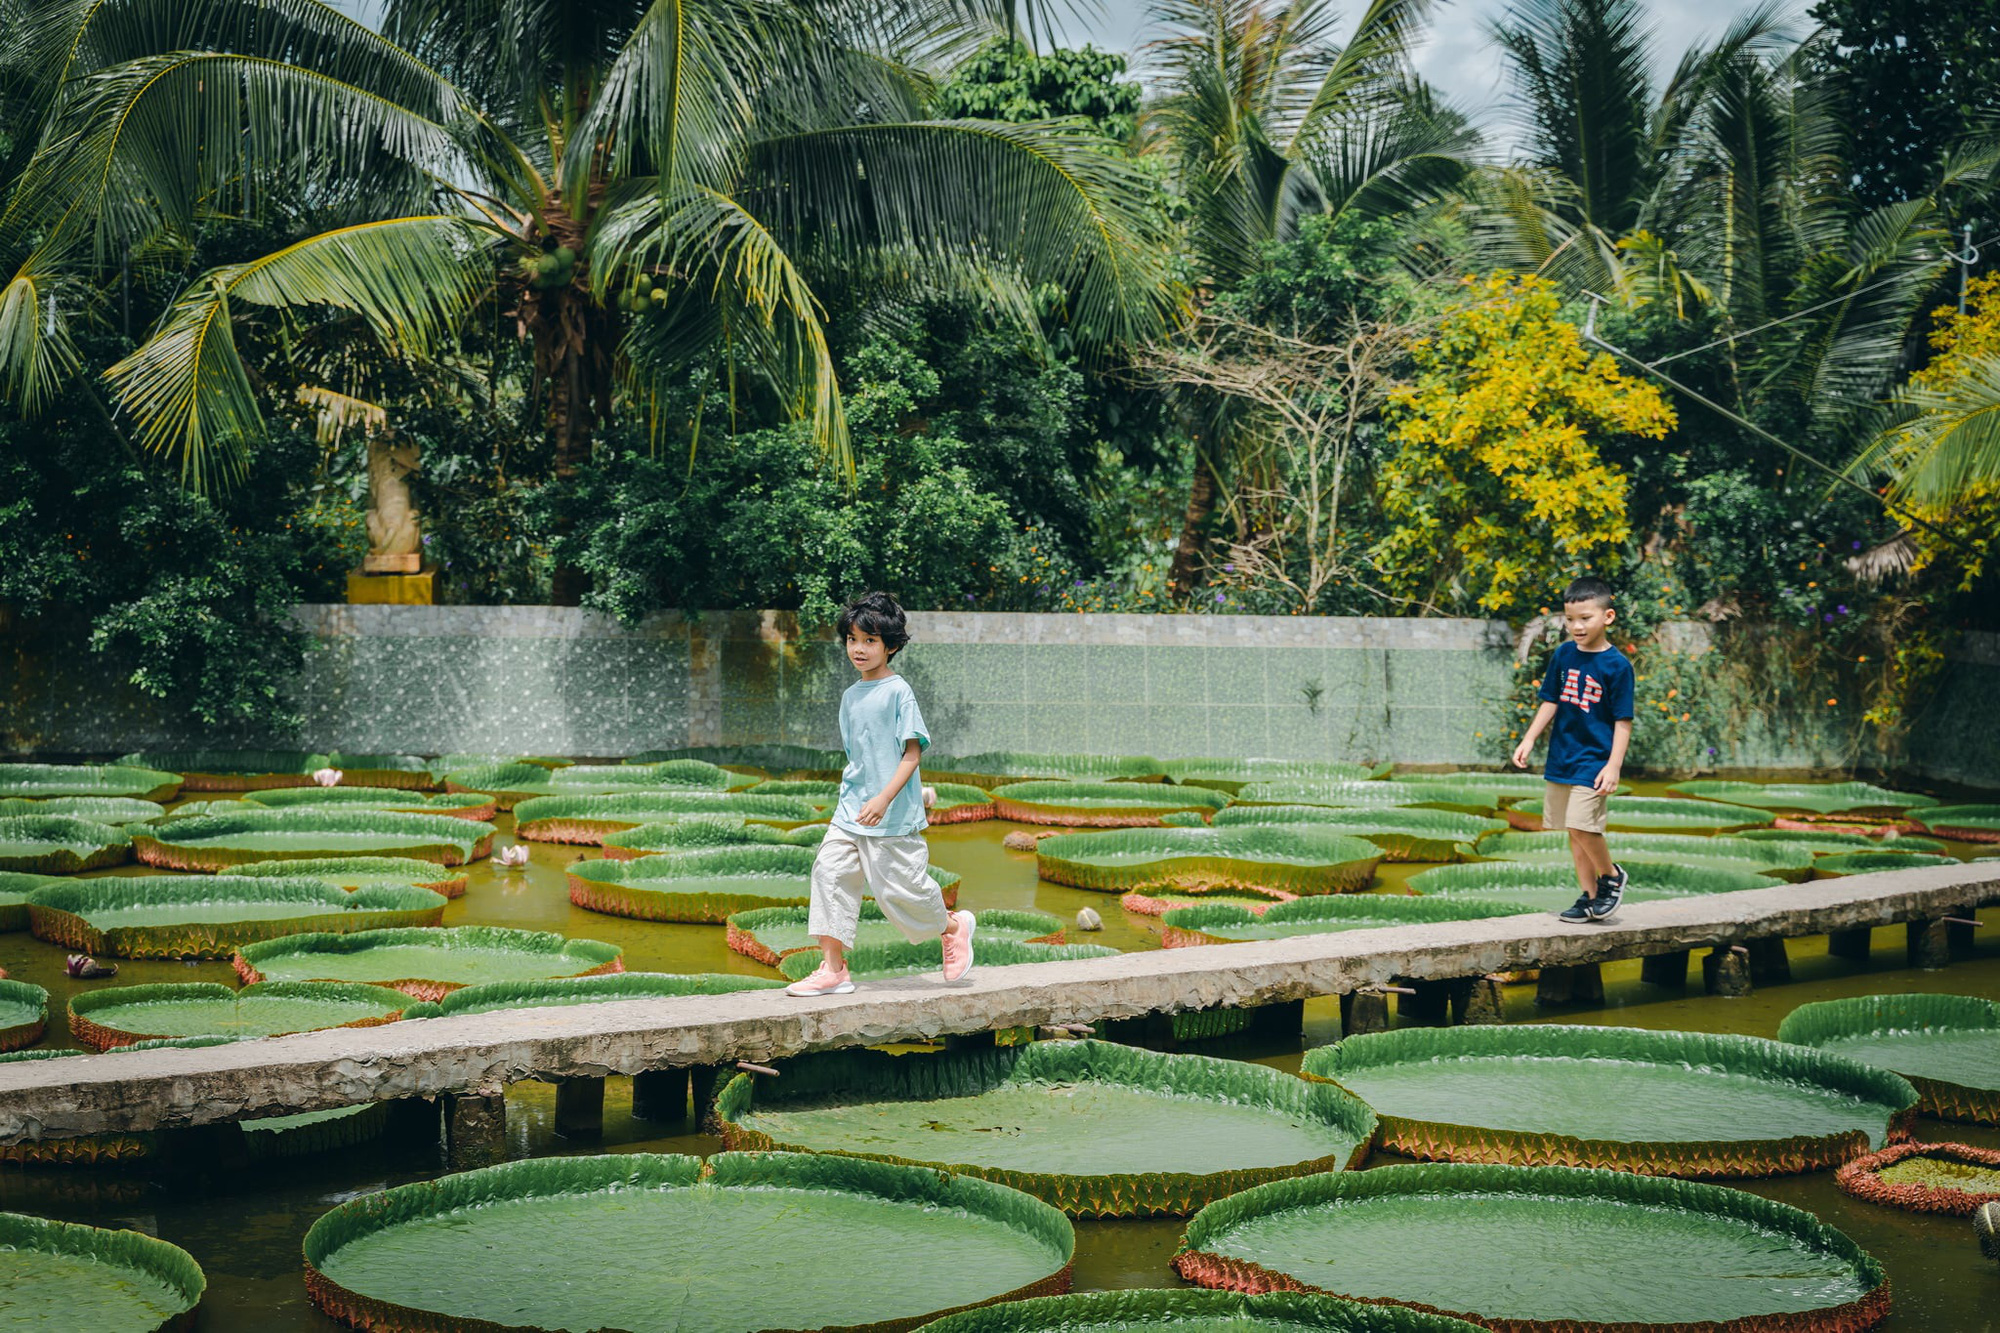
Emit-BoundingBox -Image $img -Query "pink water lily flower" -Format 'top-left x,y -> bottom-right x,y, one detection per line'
495,844 -> 530,867
312,768 -> 343,787
922,786 -> 938,808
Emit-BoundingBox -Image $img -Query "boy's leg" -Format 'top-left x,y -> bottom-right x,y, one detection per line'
1561,785 -> 1626,922
790,828 -> 867,993
1568,828 -> 1613,890
857,833 -> 950,942
1547,784 -> 1594,922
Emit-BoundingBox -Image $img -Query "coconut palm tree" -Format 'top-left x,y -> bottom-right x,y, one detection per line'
1142,0 -> 1477,595
0,0 -> 1179,529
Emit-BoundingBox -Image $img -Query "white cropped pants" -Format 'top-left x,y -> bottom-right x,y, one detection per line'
807,826 -> 949,949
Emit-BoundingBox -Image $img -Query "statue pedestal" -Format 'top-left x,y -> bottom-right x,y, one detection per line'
363,552 -> 422,574
346,565 -> 436,605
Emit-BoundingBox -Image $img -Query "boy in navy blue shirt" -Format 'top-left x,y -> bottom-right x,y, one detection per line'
1511,576 -> 1635,922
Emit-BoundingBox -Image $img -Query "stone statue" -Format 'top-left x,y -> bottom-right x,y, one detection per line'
364,432 -> 422,572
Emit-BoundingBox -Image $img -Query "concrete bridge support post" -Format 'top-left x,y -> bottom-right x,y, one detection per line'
1399,981 -> 1452,1026
1339,990 -> 1390,1038
1747,937 -> 1791,985
1450,976 -> 1507,1025
630,1069 -> 688,1123
690,1065 -> 726,1130
1908,918 -> 1951,971
445,1085 -> 506,1170
1702,946 -> 1752,997
1827,928 -> 1873,960
1639,950 -> 1688,987
554,1077 -> 604,1139
1535,963 -> 1603,1006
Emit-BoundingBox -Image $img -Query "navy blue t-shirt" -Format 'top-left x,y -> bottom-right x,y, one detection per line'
1537,641 -> 1635,786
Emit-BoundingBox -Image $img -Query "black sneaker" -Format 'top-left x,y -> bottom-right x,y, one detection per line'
1585,866 -> 1627,922
1558,893 -> 1593,923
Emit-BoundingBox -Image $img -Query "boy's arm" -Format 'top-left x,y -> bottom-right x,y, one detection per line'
1595,719 -> 1632,793
856,740 -> 923,827
1511,701 -> 1559,769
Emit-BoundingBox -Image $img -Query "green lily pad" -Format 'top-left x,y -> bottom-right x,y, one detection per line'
947,751 -> 1168,782
1778,993 -> 2000,1124
235,926 -> 624,1001
0,763 -> 182,803
242,1102 -> 391,1161
1302,1024 -> 1917,1175
1163,759 -> 1387,795
1814,850 -> 1960,875
0,979 -> 48,1053
68,981 -> 414,1050
717,1041 -> 1376,1217
1213,806 -> 1505,862
1161,895 -> 1534,946
599,817 -> 827,859
1408,859 -> 1779,913
303,1153 -> 1073,1333
1667,780 -> 1935,814
1174,1163 -> 1886,1329
927,781 -> 999,823
0,872 -> 62,931
991,781 -> 1230,827
1036,827 -> 1381,895
1916,804 -> 2000,840
0,816 -> 132,873
0,1210 -> 205,1331
27,875 -> 447,957
777,938 -> 1118,983
119,750 -> 429,792
406,971 -> 785,1018
1738,829 -> 1949,856
569,845 -> 958,923
728,903 -> 1063,966
1472,831 -> 1816,881
133,808 -> 494,871
242,788 -> 496,819
0,797 -> 168,825
512,790 -> 822,843
233,855 -> 470,897
913,1289 -> 1484,1333
1234,781 -> 1500,815
1509,794 -> 1774,831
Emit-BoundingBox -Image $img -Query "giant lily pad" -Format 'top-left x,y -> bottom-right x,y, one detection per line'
1835,1140 -> 2000,1215
0,797 -> 167,825
1174,1163 -> 1888,1331
1813,850 -> 1959,876
1914,804 -> 2000,842
0,763 -> 181,803
1739,829 -> 1949,856
927,781 -> 998,823
0,1210 -> 205,1331
0,872 -> 61,930
991,781 -> 1230,827
243,1103 -> 391,1162
1118,885 -> 1300,917
1398,771 -> 1607,800
1164,759 -> 1387,795
1505,794 -> 1774,832
1668,780 -> 1935,814
728,903 -> 1063,967
1213,806 -> 1505,862
28,876 -> 447,957
68,981 -> 414,1050
243,787 -> 499,822
1234,781 -> 1500,816
1777,993 -> 2000,1124
778,939 -> 1118,984
0,980 -> 48,1052
0,816 -> 131,873
512,790 -> 822,843
915,1290 -> 1485,1333
746,779 -> 839,802
599,816 -> 827,860
949,751 -> 1167,782
1472,830 -> 1817,882
119,750 -> 430,792
133,808 -> 494,871
406,971 -> 785,1018
717,1041 -> 1375,1217
234,855 -> 470,898
1162,896 -> 1534,947
626,744 -> 846,774
1302,1024 -> 1916,1176
303,1152 -> 1074,1333
442,759 -> 732,810
1408,859 -> 1779,913
234,926 -> 624,1001
1036,827 -> 1381,895
569,845 -> 958,923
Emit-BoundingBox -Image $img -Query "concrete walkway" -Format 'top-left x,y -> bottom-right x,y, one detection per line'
0,861 -> 1993,1144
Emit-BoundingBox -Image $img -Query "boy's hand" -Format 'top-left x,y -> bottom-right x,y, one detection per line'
1510,738 -> 1534,769
1592,764 -> 1621,794
856,793 -> 891,826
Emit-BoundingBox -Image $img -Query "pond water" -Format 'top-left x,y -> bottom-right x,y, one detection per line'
0,783 -> 1995,1330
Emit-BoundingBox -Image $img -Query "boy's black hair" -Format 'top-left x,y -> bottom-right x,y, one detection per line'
837,591 -> 910,655
1562,576 -> 1615,609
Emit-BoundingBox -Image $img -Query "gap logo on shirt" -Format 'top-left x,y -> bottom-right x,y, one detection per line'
1558,670 -> 1605,713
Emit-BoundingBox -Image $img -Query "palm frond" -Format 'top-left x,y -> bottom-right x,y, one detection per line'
744,118 -> 1182,349
104,216 -> 491,490
1291,0 -> 1434,150
1295,83 -> 1480,223
1857,357 -> 2000,503
0,268 -> 87,416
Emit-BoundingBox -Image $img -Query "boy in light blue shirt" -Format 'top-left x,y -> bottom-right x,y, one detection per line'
787,592 -> 976,996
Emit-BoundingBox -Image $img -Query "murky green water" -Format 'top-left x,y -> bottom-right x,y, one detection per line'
0,786 -> 1995,1329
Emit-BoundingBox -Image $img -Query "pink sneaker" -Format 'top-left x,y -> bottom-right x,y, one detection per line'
785,961 -> 855,997
942,911 -> 976,984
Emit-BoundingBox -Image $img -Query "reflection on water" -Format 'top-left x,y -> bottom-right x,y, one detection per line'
0,794 -> 1994,1331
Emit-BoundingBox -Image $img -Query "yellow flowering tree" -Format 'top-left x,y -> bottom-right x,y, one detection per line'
1372,274 -> 1674,616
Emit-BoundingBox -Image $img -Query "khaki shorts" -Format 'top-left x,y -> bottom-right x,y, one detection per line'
1543,781 -> 1609,834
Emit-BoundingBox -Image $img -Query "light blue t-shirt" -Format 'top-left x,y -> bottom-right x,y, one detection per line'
831,674 -> 930,837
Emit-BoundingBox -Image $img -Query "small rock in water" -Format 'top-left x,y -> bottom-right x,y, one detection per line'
1978,1201 -> 2000,1262
1002,830 -> 1043,852
1075,907 -> 1103,932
